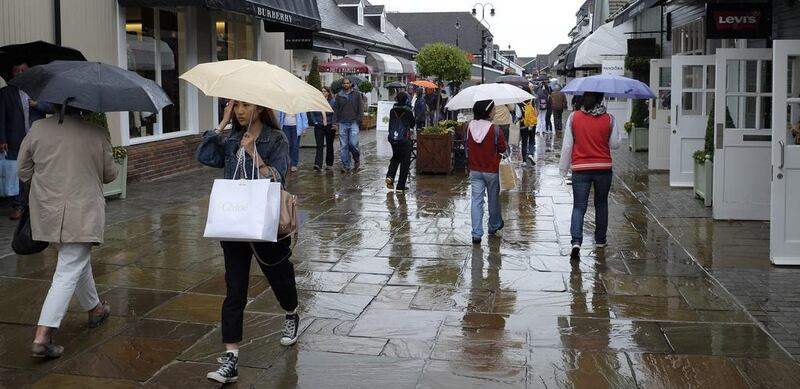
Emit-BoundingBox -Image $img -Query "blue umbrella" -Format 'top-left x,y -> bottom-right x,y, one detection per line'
562,74 -> 655,99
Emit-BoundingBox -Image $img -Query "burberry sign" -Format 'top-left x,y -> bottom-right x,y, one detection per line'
254,6 -> 293,24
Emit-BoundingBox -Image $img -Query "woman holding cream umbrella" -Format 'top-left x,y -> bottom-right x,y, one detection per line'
182,59 -> 332,384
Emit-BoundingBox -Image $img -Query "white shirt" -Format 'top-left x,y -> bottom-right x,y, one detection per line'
284,114 -> 296,126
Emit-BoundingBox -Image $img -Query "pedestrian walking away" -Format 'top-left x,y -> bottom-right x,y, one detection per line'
197,100 -> 299,384
550,85 -> 568,134
385,92 -> 415,192
519,86 -> 538,167
535,84 -> 552,134
413,88 -> 428,129
278,110 -> 309,173
18,107 -> 118,359
311,86 -> 336,171
492,102 -> 513,150
0,57 -> 54,220
467,100 -> 507,245
334,77 -> 363,172
558,92 -> 621,260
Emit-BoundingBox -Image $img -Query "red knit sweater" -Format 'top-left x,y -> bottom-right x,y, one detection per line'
467,124 -> 507,173
571,111 -> 613,171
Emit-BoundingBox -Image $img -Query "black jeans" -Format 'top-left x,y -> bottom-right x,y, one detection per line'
387,142 -> 411,189
570,170 -> 613,245
553,109 -> 564,133
520,126 -> 535,158
545,109 -> 553,132
314,124 -> 334,167
220,239 -> 296,344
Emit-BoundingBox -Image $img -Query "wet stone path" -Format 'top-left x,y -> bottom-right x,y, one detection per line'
1,131 -> 800,388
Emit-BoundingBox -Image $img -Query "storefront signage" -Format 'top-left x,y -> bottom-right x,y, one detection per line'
706,3 -> 771,39
602,59 -> 625,77
284,30 -> 313,50
253,5 -> 293,24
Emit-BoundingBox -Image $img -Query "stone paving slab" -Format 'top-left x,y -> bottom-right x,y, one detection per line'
0,131 -> 798,387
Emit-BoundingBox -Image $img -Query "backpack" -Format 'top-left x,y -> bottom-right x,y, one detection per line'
523,101 -> 538,128
388,109 -> 411,145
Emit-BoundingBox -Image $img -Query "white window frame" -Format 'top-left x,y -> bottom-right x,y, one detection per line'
358,4 -> 364,26
672,18 -> 705,55
120,6 -> 199,146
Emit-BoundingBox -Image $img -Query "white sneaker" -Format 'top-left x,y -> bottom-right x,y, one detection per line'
290,166 -> 298,172
521,162 -> 527,167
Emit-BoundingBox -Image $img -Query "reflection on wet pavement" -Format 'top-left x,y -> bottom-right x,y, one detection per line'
1,131 -> 799,387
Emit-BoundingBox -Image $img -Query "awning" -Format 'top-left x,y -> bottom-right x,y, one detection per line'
312,35 -> 347,56
117,0 -> 321,30
612,0 -> 664,27
365,51 -> 404,74
565,44 -> 579,70
574,22 -> 631,68
396,57 -> 416,75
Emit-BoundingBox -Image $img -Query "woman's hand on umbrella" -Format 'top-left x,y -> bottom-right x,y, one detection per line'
217,100 -> 234,132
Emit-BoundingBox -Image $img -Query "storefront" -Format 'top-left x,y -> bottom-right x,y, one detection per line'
116,0 -> 321,181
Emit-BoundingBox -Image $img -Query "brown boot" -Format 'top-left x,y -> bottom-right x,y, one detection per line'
10,209 -> 23,220
31,340 -> 64,358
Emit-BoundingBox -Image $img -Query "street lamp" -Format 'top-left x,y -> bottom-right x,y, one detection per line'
454,18 -> 461,48
472,3 -> 495,83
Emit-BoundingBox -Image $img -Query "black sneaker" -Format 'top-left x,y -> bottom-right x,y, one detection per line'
280,313 -> 300,346
354,161 -> 360,171
527,154 -> 535,165
313,165 -> 321,171
488,220 -> 504,235
570,244 -> 581,261
472,237 -> 481,245
396,187 -> 409,192
207,352 -> 238,384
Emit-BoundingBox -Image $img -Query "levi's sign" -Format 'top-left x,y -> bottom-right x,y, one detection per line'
706,3 -> 771,39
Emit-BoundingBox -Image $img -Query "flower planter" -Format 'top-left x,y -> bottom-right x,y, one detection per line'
103,156 -> 128,199
360,116 -> 377,130
628,127 -> 649,152
693,159 -> 713,207
416,133 -> 454,174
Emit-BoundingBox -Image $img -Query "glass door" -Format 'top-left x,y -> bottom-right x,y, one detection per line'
712,48 -> 773,220
649,58 -> 671,170
770,41 -> 800,265
670,55 -> 715,187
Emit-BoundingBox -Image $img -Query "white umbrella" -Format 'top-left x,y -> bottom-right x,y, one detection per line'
180,59 -> 332,114
445,83 -> 534,111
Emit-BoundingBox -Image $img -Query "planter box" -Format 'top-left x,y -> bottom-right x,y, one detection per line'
103,156 -> 127,199
416,133 -> 454,174
693,159 -> 713,207
629,127 -> 649,152
361,116 -> 377,130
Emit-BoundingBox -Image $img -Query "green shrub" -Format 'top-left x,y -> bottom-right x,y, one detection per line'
630,99 -> 649,128
420,125 -> 453,135
307,56 -> 321,91
438,120 -> 459,129
358,80 -> 374,94
624,121 -> 633,134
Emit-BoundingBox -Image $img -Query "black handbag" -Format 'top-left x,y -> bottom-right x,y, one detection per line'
12,208 -> 49,255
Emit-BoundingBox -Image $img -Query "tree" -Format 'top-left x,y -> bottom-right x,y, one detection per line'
416,43 -> 471,117
307,56 -> 321,90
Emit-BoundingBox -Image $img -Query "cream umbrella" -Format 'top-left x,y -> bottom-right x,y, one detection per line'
180,59 -> 332,114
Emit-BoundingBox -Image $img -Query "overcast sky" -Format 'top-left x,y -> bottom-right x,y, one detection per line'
370,0 -> 584,57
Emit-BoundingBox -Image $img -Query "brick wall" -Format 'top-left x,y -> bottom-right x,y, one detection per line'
127,135 -> 203,182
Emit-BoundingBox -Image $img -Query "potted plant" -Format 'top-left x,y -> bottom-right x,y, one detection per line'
83,112 -> 128,198
692,110 -> 714,206
415,43 -> 471,115
628,99 -> 649,152
416,125 -> 454,174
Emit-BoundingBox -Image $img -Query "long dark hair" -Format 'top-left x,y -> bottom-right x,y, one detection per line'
231,103 -> 279,132
473,99 -> 494,121
580,92 -> 604,111
321,86 -> 333,100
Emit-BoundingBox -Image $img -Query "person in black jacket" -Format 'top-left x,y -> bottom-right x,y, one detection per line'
413,89 -> 427,129
385,92 -> 415,192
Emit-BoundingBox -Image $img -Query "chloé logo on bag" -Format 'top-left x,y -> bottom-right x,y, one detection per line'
222,202 -> 248,212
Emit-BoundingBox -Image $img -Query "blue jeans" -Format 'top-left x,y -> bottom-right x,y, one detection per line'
470,171 -> 502,239
282,125 -> 299,167
338,122 -> 360,169
570,170 -> 612,245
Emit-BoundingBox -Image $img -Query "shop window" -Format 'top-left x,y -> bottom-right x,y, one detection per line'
213,12 -> 256,121
125,7 -> 188,140
672,19 -> 705,55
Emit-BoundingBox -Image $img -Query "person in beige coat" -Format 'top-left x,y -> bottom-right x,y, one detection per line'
17,110 -> 118,358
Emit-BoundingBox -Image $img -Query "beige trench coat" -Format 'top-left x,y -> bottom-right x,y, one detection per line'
17,115 -> 118,244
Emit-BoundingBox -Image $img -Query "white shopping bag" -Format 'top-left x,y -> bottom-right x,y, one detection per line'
203,178 -> 282,242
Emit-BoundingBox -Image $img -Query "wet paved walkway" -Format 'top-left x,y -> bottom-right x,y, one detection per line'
1,130 -> 800,388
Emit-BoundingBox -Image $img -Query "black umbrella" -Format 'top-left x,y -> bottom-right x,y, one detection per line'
0,41 -> 86,81
495,75 -> 529,88
385,81 -> 405,89
10,61 -> 171,119
532,75 -> 549,82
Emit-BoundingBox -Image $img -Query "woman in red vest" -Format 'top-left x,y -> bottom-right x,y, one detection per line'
558,92 -> 621,260
467,99 -> 508,245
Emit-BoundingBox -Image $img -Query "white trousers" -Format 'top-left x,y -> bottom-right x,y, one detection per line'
37,243 -> 100,328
